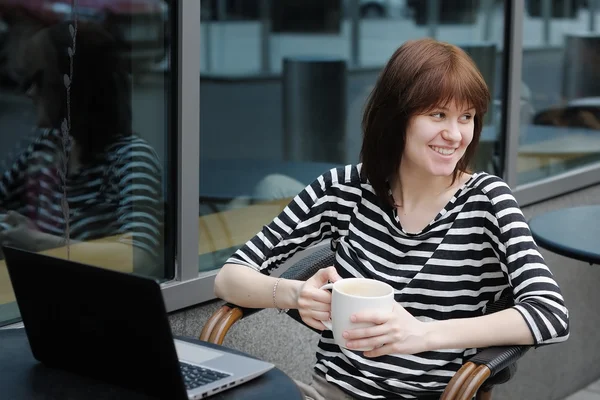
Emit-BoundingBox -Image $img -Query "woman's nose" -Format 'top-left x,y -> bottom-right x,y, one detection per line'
441,123 -> 462,142
25,84 -> 36,98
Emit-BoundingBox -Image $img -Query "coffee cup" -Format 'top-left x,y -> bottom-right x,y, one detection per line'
319,278 -> 395,351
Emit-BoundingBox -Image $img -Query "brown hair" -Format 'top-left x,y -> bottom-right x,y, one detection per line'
20,21 -> 132,164
360,38 -> 491,206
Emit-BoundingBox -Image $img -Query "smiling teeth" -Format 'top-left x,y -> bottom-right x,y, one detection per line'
431,146 -> 455,155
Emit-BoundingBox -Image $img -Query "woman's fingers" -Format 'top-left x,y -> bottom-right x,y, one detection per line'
297,279 -> 337,330
303,317 -> 329,332
5,211 -> 25,226
305,310 -> 330,322
308,286 -> 332,304
299,297 -> 331,312
343,322 -> 389,340
346,335 -> 389,352
297,286 -> 332,311
363,342 -> 396,358
298,299 -> 331,321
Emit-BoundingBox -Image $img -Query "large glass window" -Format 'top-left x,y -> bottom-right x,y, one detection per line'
198,0 -> 507,272
0,0 -> 174,326
518,0 -> 600,184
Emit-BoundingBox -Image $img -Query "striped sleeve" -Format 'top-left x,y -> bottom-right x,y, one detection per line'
484,177 -> 570,346
226,166 -> 356,274
0,150 -> 25,208
112,139 -> 163,258
0,130 -> 57,209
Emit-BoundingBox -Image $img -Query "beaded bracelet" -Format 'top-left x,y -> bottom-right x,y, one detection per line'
272,278 -> 289,314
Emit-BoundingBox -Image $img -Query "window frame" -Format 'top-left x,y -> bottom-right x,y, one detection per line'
161,0 -> 217,311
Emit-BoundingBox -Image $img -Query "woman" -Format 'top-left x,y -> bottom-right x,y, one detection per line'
214,38 -> 569,399
0,21 -> 163,275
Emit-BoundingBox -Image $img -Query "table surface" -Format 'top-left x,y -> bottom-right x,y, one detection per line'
519,134 -> 600,155
0,328 -> 302,400
529,205 -> 600,265
0,199 -> 290,306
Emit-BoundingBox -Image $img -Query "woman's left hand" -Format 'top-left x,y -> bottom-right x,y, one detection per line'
0,211 -> 57,252
343,302 -> 432,357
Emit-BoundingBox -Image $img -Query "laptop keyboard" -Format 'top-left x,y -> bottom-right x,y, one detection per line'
179,361 -> 231,390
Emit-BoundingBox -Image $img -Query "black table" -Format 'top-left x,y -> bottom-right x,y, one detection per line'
0,328 -> 303,400
529,205 -> 600,265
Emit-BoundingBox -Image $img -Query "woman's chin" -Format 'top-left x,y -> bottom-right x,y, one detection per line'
428,165 -> 457,177
35,119 -> 52,129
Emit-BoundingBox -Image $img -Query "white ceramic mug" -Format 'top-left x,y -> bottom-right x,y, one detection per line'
319,278 -> 395,351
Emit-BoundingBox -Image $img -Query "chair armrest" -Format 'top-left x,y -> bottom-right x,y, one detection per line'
199,245 -> 336,344
441,345 -> 530,400
199,304 -> 263,345
199,304 -> 231,342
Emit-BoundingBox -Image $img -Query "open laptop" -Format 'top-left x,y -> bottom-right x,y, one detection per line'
3,246 -> 274,399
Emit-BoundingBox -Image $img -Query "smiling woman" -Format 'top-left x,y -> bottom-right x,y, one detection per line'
361,38 -> 490,206
213,38 -> 569,400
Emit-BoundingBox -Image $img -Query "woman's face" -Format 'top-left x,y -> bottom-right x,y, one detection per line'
22,33 -> 62,129
26,77 -> 53,128
402,100 -> 475,177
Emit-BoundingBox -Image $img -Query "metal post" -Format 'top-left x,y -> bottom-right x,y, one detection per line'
589,0 -> 597,32
202,20 -> 212,73
177,0 -> 200,281
282,58 -> 347,163
562,33 -> 600,100
216,0 -> 227,21
503,0 -> 524,188
541,0 -> 551,46
482,0 -> 494,42
259,0 -> 271,73
350,0 -> 360,67
460,43 -> 497,125
563,0 -> 571,20
427,0 -> 439,39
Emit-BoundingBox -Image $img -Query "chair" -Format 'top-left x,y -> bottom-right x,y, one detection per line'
200,246 -> 531,400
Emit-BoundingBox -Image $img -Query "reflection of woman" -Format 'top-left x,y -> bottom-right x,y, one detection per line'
0,21 -> 163,274
214,39 -> 569,399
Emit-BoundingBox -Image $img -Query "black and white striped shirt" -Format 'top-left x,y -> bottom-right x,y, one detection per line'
227,164 -> 569,399
0,129 -> 162,258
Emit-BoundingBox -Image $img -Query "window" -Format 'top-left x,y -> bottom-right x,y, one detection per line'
517,0 -> 600,185
0,0 -> 174,326
198,0 -> 508,273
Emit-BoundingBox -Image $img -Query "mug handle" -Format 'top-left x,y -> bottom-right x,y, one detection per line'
318,283 -> 334,330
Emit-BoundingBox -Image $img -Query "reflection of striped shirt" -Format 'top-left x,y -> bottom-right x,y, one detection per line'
0,129 -> 162,258
227,164 -> 569,399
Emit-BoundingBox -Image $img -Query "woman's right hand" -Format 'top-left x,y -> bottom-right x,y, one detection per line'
296,266 -> 341,331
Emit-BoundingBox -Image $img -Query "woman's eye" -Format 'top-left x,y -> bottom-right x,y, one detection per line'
460,114 -> 473,121
431,112 -> 444,119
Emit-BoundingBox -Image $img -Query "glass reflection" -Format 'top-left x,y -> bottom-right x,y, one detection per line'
0,0 -> 171,327
518,2 -> 600,184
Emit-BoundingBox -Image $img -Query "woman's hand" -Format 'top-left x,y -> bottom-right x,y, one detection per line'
296,266 -> 341,331
0,211 -> 60,252
343,302 -> 432,357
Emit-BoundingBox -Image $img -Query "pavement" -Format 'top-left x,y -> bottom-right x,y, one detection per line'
566,380 -> 600,400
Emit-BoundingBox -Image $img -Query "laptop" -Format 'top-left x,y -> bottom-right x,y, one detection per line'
3,246 -> 274,399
